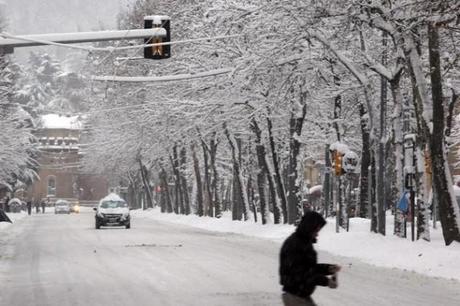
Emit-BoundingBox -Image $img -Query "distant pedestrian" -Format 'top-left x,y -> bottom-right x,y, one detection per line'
26,201 -> 32,215
35,200 -> 40,213
279,211 -> 341,306
41,199 -> 46,214
5,196 -> 10,213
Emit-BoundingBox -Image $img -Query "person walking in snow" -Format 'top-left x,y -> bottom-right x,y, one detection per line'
26,200 -> 32,215
41,199 -> 47,214
279,211 -> 341,306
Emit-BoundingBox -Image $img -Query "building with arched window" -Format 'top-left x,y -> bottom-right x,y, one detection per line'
28,114 -> 108,206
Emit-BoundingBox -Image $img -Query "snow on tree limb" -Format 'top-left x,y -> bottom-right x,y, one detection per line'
91,68 -> 234,83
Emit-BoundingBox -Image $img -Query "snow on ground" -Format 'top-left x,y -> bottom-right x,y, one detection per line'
2,208 -> 459,281
131,208 -> 460,281
0,211 -> 27,230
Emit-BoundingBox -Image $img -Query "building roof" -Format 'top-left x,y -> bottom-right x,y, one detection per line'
40,114 -> 82,130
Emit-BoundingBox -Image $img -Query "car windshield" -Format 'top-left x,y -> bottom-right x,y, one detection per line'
56,202 -> 68,206
100,200 -> 127,209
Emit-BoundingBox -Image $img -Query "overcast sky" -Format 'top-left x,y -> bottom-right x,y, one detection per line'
3,0 -> 131,34
1,0 -> 133,62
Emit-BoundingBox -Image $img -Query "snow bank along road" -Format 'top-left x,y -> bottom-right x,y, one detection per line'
0,211 -> 459,306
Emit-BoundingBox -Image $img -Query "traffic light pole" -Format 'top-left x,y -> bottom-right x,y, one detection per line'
0,28 -> 166,54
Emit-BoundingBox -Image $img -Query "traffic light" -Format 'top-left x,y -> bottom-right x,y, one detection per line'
144,15 -> 171,59
334,153 -> 343,176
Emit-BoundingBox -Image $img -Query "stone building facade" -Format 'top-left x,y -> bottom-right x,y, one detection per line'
28,115 -> 108,205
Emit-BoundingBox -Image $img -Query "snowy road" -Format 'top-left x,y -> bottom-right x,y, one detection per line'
1,211 -> 459,306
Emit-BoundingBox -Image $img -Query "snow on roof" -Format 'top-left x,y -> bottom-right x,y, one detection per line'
308,185 -> 322,194
144,15 -> 171,21
41,114 -> 82,130
100,193 -> 125,202
330,141 -> 350,154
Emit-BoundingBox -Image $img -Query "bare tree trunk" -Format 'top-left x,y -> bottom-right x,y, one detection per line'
389,76 -> 405,236
191,143 -> 204,216
416,146 -> 430,241
359,103 -> 371,218
377,72 -> 387,236
224,123 -> 250,221
250,118 -> 271,224
427,23 -> 460,245
159,167 -> 171,213
370,152 -> 378,233
247,175 -> 257,223
138,158 -> 153,209
201,139 -> 213,217
210,136 -> 222,218
287,101 -> 307,225
170,144 -> 183,214
180,147 -> 191,215
267,114 -> 288,223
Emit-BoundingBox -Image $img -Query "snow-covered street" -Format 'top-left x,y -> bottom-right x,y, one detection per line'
1,210 -> 459,306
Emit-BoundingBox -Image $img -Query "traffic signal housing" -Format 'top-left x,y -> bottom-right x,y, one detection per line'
334,153 -> 343,176
144,15 -> 171,59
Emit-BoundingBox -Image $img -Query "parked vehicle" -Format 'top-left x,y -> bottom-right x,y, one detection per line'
94,193 -> 130,229
54,199 -> 71,214
8,198 -> 22,213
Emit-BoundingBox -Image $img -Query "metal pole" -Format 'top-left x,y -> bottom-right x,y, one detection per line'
335,176 -> 339,233
411,143 -> 416,241
432,192 -> 437,229
338,176 -> 343,231
346,174 -> 351,232
0,28 -> 166,51
324,145 -> 331,218
410,188 -> 415,241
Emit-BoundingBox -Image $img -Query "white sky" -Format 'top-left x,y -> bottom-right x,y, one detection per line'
2,0 -> 133,60
3,0 -> 131,34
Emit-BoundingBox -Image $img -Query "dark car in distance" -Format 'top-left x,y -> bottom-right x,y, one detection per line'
94,193 -> 130,229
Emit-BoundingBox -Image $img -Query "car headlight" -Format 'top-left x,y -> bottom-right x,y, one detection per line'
97,211 -> 105,218
121,212 -> 130,220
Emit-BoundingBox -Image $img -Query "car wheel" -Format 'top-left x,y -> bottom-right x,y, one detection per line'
95,222 -> 101,229
125,223 -> 130,229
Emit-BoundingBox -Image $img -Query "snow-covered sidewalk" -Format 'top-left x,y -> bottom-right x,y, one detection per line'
0,212 -> 27,230
132,208 -> 460,281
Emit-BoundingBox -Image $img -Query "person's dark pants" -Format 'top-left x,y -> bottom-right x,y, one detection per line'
27,207 -> 31,215
282,292 -> 317,306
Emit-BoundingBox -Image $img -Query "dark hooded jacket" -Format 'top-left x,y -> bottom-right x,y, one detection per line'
279,211 -> 333,298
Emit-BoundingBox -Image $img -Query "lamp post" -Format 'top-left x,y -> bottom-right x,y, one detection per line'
404,134 -> 416,241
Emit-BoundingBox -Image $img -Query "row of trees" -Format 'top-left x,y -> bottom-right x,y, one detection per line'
0,4 -> 91,196
0,10 -> 37,192
76,0 -> 459,245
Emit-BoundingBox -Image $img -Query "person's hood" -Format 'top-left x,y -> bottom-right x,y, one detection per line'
295,211 -> 326,241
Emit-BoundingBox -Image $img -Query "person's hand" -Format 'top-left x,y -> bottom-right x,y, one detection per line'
329,265 -> 341,273
328,275 -> 338,289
